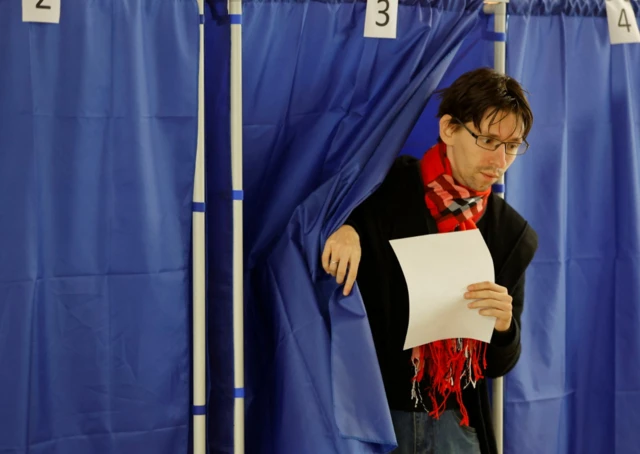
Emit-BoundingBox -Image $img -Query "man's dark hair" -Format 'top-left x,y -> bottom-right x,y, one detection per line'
436,67 -> 533,140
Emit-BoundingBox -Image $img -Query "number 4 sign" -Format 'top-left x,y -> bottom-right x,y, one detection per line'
23,0 -> 60,24
364,0 -> 398,39
605,0 -> 640,44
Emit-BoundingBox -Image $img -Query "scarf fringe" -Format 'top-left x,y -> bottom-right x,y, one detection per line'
410,142 -> 492,427
411,339 -> 486,426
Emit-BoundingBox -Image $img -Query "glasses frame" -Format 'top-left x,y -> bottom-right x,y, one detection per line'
453,118 -> 529,155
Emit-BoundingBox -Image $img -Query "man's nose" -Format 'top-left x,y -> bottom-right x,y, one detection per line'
492,145 -> 508,169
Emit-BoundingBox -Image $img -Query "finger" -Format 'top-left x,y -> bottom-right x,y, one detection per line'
465,290 -> 503,301
336,257 -> 349,285
468,281 -> 507,293
479,308 -> 510,320
329,258 -> 339,277
468,299 -> 511,311
322,243 -> 332,273
343,255 -> 361,296
465,290 -> 511,301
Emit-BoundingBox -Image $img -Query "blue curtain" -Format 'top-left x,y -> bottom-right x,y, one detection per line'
504,2 -> 640,453
0,2 -> 199,453
203,0 -> 488,452
203,2 -> 235,452
400,12 -> 494,158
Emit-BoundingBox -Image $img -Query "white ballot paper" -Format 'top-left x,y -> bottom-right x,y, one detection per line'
389,229 -> 495,350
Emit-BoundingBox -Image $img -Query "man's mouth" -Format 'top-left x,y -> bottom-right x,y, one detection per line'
481,172 -> 499,180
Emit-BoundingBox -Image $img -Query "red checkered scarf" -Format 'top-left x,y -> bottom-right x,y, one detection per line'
411,141 -> 491,425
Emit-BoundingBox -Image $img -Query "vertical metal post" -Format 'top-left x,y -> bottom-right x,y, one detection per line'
229,0 -> 245,452
483,1 -> 508,453
192,2 -> 207,453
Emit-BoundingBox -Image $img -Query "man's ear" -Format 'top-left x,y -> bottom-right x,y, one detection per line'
439,115 -> 457,146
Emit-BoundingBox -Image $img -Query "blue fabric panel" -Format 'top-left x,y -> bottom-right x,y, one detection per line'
504,3 -> 640,453
0,1 -> 199,453
203,1 -> 236,452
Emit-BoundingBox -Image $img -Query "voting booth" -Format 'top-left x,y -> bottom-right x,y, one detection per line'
1,1 -> 639,454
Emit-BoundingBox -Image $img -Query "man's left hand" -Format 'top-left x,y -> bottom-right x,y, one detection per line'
465,281 -> 513,332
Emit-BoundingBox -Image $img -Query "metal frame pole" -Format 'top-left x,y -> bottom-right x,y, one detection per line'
483,1 -> 508,453
192,1 -> 207,453
229,0 -> 245,452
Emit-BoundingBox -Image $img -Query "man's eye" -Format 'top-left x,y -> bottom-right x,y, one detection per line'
481,137 -> 499,146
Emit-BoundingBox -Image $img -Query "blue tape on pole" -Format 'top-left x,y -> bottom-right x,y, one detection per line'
492,183 -> 505,193
483,31 -> 506,42
230,14 -> 242,24
192,405 -> 206,415
234,388 -> 245,398
232,190 -> 243,201
192,202 -> 206,212
199,14 -> 205,24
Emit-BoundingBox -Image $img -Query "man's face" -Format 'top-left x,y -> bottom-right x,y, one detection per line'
440,111 -> 524,192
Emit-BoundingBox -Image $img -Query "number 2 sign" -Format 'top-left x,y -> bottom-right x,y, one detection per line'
364,0 -> 398,39
605,0 -> 640,44
22,0 -> 60,24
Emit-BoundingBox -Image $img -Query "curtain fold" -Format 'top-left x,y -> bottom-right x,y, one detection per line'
0,2 -> 199,453
504,2 -> 640,453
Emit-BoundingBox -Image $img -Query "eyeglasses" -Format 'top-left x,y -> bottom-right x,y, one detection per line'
454,118 -> 529,155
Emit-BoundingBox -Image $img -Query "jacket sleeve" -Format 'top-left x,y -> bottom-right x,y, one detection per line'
342,189 -> 389,240
483,208 -> 538,379
484,272 -> 525,378
342,161 -> 402,241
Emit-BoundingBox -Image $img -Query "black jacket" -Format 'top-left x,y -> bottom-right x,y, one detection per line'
344,155 -> 538,454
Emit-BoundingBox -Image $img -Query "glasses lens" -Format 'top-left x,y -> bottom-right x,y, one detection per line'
476,136 -> 501,150
506,142 -> 525,155
477,136 -> 528,155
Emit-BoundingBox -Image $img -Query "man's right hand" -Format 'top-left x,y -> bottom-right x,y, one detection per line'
321,225 -> 361,296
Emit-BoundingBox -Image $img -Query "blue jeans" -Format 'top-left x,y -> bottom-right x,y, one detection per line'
390,409 -> 482,454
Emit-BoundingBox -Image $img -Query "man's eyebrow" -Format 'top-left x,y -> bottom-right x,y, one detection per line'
481,131 -> 524,142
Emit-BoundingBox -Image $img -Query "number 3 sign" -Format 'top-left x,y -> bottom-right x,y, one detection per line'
23,0 -> 60,24
605,0 -> 640,44
364,0 -> 398,39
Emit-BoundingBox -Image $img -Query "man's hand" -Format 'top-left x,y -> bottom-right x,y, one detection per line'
322,225 -> 361,296
465,281 -> 513,332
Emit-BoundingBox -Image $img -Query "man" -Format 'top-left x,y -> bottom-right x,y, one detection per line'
321,68 -> 538,454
